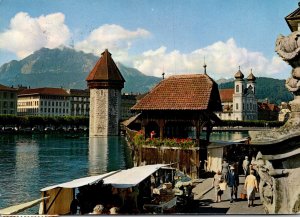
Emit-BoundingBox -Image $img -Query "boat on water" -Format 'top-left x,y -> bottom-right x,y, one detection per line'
1,164 -> 187,215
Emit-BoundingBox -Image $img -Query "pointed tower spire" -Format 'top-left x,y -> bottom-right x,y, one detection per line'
86,49 -> 125,89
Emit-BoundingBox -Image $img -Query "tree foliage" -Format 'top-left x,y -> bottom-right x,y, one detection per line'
0,115 -> 89,128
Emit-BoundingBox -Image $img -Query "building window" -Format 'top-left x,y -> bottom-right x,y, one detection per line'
10,102 -> 14,108
236,85 -> 239,93
10,93 -> 14,99
236,103 -> 239,110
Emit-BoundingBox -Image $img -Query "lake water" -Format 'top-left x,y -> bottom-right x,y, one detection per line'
0,131 -> 247,214
0,134 -> 132,214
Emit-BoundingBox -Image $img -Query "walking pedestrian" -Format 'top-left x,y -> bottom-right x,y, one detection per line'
244,169 -> 258,207
227,165 -> 239,203
221,159 -> 229,180
242,156 -> 250,177
212,171 -> 223,202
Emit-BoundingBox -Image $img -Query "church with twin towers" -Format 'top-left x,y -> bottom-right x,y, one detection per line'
216,67 -> 258,121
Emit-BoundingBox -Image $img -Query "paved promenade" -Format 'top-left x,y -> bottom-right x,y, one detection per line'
190,175 -> 266,214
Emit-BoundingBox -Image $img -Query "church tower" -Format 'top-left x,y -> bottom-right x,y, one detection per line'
247,69 -> 256,94
246,69 -> 258,120
86,49 -> 125,136
233,66 -> 245,120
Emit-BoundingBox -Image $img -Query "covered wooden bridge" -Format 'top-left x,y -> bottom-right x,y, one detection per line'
130,73 -> 222,170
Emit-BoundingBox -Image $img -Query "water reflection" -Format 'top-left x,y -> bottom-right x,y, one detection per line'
15,138 -> 39,201
88,137 -> 109,175
88,136 -> 130,175
210,131 -> 249,141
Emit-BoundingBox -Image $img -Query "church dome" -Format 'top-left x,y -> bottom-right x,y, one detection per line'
247,70 -> 256,82
234,67 -> 244,80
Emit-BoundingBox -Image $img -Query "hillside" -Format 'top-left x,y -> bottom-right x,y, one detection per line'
0,47 -> 160,93
218,77 -> 293,104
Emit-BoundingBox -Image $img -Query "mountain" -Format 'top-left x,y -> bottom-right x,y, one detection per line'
0,47 -> 161,93
0,47 -> 292,104
218,77 -> 293,105
216,78 -> 234,84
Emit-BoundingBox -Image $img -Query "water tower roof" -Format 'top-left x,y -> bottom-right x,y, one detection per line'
86,49 -> 125,89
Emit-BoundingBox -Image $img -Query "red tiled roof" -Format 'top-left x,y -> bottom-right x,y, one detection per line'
68,89 -> 90,96
18,88 -> 69,96
0,84 -> 16,91
258,102 -> 279,112
86,49 -> 125,83
219,88 -> 234,102
132,74 -> 222,111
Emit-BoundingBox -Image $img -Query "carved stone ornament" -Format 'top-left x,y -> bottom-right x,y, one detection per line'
276,31 -> 300,94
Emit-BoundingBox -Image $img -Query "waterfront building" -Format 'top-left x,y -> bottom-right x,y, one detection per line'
86,49 -> 125,136
216,68 -> 258,121
257,100 -> 280,121
66,89 -> 90,117
120,93 -> 140,121
0,84 -> 17,115
17,87 -> 70,116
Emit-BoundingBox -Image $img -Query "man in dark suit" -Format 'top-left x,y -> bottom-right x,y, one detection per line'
227,165 -> 239,203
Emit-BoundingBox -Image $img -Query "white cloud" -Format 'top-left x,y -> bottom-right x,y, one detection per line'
132,38 -> 289,79
74,24 -> 150,62
0,12 -> 70,58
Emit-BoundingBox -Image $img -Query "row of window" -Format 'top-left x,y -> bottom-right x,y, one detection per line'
18,101 -> 70,107
18,108 -> 70,114
0,109 -> 15,114
235,102 -> 256,111
72,103 -> 89,109
0,92 -> 16,99
0,101 -> 14,108
71,97 -> 89,102
40,96 -> 67,100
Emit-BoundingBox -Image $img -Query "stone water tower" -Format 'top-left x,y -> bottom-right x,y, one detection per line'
86,49 -> 125,136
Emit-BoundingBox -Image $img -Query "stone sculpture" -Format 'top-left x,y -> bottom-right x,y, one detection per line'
276,31 -> 300,94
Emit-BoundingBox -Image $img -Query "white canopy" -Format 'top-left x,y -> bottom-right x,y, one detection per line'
103,164 -> 167,188
40,170 -> 118,192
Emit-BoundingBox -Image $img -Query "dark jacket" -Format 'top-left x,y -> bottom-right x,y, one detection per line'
227,171 -> 239,187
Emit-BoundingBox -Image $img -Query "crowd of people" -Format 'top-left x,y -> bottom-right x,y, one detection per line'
212,156 -> 259,207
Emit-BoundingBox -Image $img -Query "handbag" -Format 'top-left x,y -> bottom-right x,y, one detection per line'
219,182 -> 227,191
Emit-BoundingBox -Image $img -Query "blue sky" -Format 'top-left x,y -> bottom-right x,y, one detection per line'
0,0 -> 298,79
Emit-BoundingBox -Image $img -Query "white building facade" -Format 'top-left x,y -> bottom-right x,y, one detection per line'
17,88 -> 71,116
0,84 -> 17,115
216,68 -> 258,121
